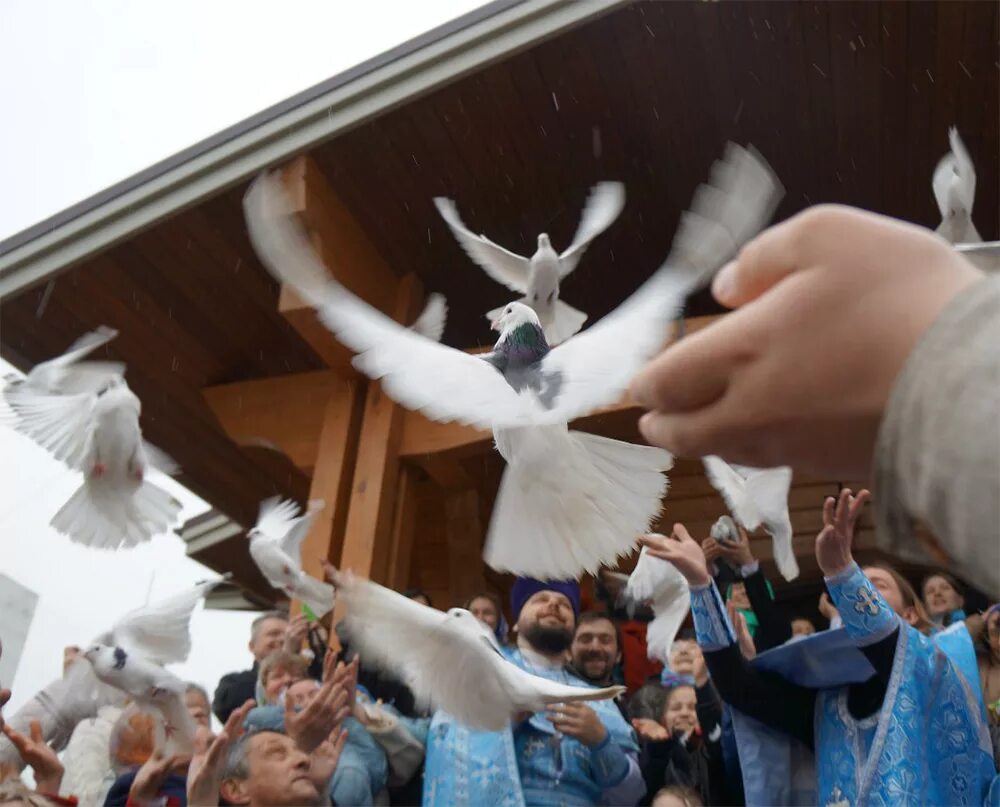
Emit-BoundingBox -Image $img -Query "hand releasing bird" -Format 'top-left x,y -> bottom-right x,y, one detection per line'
702,456 -> 798,581
244,144 -> 783,579
933,127 -> 981,244
4,330 -> 181,549
434,182 -> 625,345
330,568 -> 623,731
0,579 -> 222,768
248,497 -> 335,617
622,546 -> 691,664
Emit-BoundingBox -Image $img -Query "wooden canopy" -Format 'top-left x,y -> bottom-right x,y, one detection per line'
1,0 -> 996,607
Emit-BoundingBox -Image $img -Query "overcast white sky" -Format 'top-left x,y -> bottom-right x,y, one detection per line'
0,0 -> 482,714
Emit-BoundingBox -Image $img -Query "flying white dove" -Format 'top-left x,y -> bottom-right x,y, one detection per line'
5,344 -> 182,549
244,144 -> 783,579
623,546 -> 691,664
0,578 -> 222,768
702,456 -> 798,581
435,181 -> 625,345
933,127 -> 981,244
334,570 -> 624,731
248,497 -> 336,617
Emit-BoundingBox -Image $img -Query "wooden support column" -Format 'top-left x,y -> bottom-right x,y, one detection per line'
445,487 -> 487,606
385,465 -> 419,591
330,273 -> 424,628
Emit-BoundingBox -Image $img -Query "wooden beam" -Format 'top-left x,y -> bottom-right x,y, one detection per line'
334,273 -> 424,595
278,155 -> 399,376
445,487 -> 487,605
411,453 -> 473,490
202,370 -> 343,471
385,465 -> 419,591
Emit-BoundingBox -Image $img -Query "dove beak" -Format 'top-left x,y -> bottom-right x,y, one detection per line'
490,318 -> 502,332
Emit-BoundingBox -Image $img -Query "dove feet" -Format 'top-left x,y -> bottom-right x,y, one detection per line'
91,462 -> 106,478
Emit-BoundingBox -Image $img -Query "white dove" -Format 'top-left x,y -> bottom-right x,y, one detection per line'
702,456 -> 798,581
5,350 -> 182,548
933,127 -> 981,244
434,181 -> 625,345
244,144 -> 783,580
248,496 -> 335,617
334,570 -> 623,731
623,546 -> 691,664
0,578 -> 221,768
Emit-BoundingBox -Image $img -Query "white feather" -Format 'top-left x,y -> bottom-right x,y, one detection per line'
702,456 -> 798,581
59,705 -> 122,805
410,293 -> 448,342
338,573 -> 624,731
623,546 -> 691,663
933,127 -> 982,244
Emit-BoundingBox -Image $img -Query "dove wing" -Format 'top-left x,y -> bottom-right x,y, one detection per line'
140,441 -> 180,476
948,127 -> 977,211
433,197 -> 531,292
279,503 -> 322,563
558,181 -> 626,277
29,326 -> 120,392
537,144 -> 782,424
254,497 -> 302,542
3,388 -> 97,470
744,466 -> 797,580
409,292 -> 448,342
246,173 -> 535,429
624,548 -> 691,661
109,579 -> 220,665
702,455 -> 763,530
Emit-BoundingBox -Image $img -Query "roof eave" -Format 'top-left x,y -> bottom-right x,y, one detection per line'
0,0 -> 625,301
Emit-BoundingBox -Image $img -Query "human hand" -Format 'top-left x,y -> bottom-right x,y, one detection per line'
716,526 -> 754,567
187,699 -> 254,807
631,206 -> 982,477
285,667 -> 350,754
727,601 -> 757,659
283,614 -> 310,653
639,526 -> 711,587
129,748 -> 191,804
0,688 -> 9,730
815,488 -> 870,577
546,703 -> 607,748
2,720 -> 64,794
309,726 -> 348,791
818,592 -> 839,623
631,717 -> 669,742
701,537 -> 723,565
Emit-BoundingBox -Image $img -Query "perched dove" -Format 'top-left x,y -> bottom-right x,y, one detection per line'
623,546 -> 691,664
0,579 -> 221,768
334,570 -> 623,731
5,340 -> 182,549
244,144 -> 783,579
702,456 -> 798,581
933,127 -> 981,244
434,182 -> 625,345
248,497 -> 335,617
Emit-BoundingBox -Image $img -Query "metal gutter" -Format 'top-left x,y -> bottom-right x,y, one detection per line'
0,0 -> 625,300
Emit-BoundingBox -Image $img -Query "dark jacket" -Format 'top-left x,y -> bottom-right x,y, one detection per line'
212,665 -> 257,724
104,769 -> 187,806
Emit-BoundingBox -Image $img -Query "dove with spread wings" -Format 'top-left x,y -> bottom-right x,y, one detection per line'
244,144 -> 782,580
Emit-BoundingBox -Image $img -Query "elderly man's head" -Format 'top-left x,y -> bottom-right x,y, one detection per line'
570,612 -> 621,684
185,684 -> 212,729
220,731 -> 321,807
249,612 -> 289,663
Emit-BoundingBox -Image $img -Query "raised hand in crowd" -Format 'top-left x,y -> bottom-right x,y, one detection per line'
703,523 -> 754,569
283,613 -> 310,654
632,717 -> 669,742
727,601 -> 757,659
308,726 -> 349,793
187,699 -> 254,807
630,206 -> 981,477
818,592 -> 839,624
815,488 -> 871,577
2,719 -> 64,794
546,703 -> 608,747
129,748 -> 191,804
284,650 -> 351,754
639,525 -> 711,588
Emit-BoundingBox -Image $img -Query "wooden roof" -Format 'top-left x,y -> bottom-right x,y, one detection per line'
2,0 -> 996,598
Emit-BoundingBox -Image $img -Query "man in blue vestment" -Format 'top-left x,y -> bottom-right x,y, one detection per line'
423,578 -> 644,807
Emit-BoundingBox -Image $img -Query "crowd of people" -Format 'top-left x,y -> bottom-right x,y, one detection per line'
0,483 -> 997,806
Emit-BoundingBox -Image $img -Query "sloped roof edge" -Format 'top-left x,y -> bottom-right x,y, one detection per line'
0,0 -> 623,299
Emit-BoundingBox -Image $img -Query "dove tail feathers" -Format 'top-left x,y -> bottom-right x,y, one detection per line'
545,299 -> 588,345
296,575 -> 336,619
51,480 -> 182,550
485,429 -> 672,578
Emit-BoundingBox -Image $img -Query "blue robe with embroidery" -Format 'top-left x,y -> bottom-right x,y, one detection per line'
691,565 -> 998,806
422,647 -> 639,807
